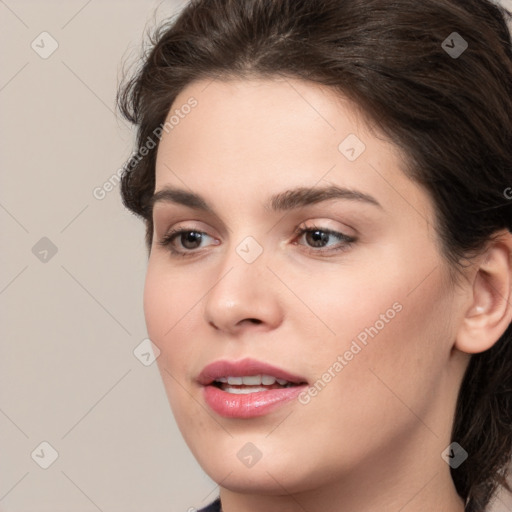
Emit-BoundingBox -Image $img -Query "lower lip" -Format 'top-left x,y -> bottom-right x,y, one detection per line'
203,384 -> 307,418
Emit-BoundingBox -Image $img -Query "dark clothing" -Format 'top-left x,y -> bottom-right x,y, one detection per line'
197,497 -> 221,512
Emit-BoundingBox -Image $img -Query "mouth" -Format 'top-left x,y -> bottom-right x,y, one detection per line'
197,358 -> 308,418
211,374 -> 302,394
198,357 -> 308,391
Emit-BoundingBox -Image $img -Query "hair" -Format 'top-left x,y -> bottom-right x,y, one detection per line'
117,0 -> 512,510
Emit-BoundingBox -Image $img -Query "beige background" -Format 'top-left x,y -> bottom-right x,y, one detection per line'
1,1 -> 511,511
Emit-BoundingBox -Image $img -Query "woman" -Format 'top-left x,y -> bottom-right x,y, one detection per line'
117,0 -> 512,511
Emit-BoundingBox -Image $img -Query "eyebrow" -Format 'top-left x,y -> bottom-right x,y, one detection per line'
149,184 -> 383,215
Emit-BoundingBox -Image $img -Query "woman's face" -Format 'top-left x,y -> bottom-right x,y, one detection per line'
144,77 -> 469,496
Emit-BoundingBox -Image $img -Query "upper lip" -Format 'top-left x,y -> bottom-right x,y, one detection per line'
197,358 -> 308,386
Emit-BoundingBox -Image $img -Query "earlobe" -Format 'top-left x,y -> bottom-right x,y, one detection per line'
455,230 -> 512,355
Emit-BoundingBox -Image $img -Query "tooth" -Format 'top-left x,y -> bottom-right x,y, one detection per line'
261,375 -> 276,385
224,386 -> 268,394
216,377 -> 228,383
227,376 -> 243,385
276,378 -> 289,385
242,375 -> 262,385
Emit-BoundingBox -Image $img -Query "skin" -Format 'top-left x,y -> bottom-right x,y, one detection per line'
143,76 -> 512,512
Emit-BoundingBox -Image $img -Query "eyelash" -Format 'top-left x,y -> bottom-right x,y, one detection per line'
157,224 -> 356,258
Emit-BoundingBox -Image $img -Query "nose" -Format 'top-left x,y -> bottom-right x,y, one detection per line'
203,241 -> 284,335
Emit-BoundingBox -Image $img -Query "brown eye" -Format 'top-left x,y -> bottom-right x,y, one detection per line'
158,228 -> 217,257
293,225 -> 356,254
178,231 -> 204,250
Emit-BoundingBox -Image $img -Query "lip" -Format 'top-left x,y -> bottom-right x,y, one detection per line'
198,358 -> 308,419
197,358 -> 308,386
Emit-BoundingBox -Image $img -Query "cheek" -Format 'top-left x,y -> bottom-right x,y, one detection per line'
143,263 -> 202,420
280,259 -> 406,359
284,272 -> 453,465
143,265 -> 168,342
143,259 -> 194,339
143,263 -> 190,367
336,272 -> 453,422
294,256 -> 453,403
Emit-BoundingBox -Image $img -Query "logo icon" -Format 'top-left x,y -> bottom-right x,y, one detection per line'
237,442 -> 263,468
338,134 -> 366,162
31,32 -> 59,59
441,442 -> 468,469
236,236 -> 263,264
133,338 -> 161,366
442,32 -> 468,59
32,237 -> 58,263
31,441 -> 59,469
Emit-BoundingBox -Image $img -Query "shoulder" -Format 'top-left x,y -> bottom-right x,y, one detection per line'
196,497 -> 221,512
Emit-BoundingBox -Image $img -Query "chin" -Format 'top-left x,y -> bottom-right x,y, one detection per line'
188,436 -> 334,496
202,458 -> 314,495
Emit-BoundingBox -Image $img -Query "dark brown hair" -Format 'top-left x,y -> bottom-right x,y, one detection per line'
117,1 -> 512,510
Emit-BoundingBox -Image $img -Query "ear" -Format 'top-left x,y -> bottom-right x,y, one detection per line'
455,229 -> 512,354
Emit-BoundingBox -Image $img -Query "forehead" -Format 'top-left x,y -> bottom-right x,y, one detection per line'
158,76 -> 365,157
157,77 -> 379,173
153,77 -> 432,223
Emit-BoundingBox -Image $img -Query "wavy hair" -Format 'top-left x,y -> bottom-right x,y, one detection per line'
117,1 -> 512,509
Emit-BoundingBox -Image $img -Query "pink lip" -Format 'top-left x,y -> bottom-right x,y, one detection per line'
198,358 -> 308,419
197,358 -> 307,386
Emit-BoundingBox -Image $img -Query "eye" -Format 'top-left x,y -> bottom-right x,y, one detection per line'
157,224 -> 356,258
157,228 -> 218,257
292,224 -> 356,254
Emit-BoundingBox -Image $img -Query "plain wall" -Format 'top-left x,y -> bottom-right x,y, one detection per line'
1,1 -> 511,511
